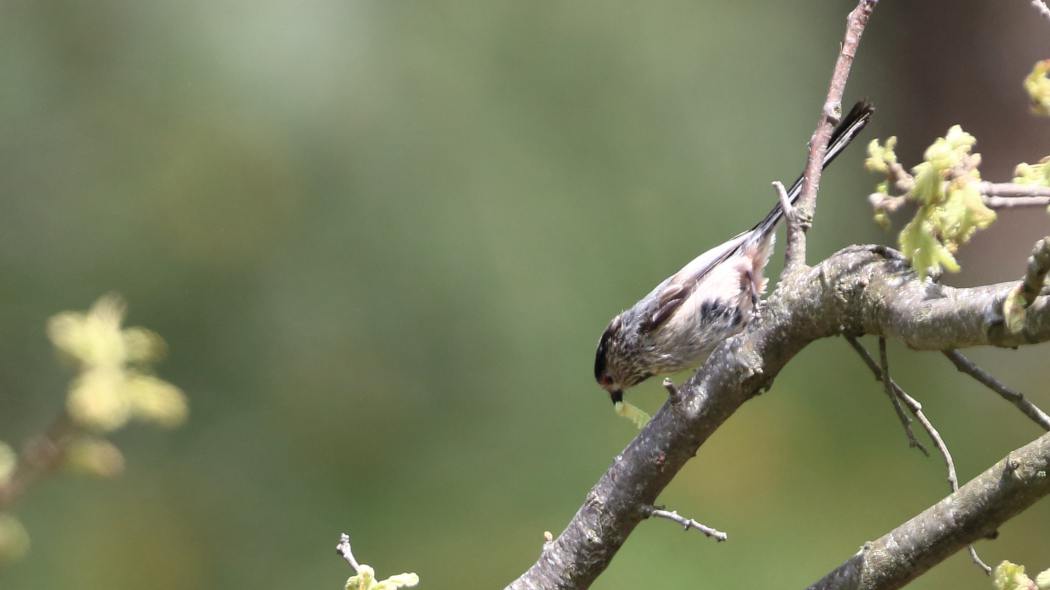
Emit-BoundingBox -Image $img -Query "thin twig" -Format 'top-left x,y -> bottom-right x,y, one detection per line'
942,350 -> 1050,431
978,182 -> 1050,198
1031,0 -> 1050,21
336,533 -> 361,572
810,431 -> 1050,589
644,506 -> 728,542
890,387 -> 993,574
773,181 -> 805,271
790,0 -> 879,270
877,337 -> 928,456
845,336 -> 991,574
984,195 -> 1050,209
0,414 -> 76,509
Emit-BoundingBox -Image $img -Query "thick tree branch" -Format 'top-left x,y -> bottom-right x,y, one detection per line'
507,246 -> 1050,590
789,0 -> 879,271
809,430 -> 1050,590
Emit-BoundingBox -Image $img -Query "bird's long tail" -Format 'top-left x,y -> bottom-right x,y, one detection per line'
752,101 -> 875,236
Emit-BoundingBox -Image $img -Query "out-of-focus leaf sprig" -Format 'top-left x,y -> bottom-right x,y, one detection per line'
0,294 -> 187,565
1025,59 -> 1050,117
337,533 -> 420,590
994,561 -> 1050,590
866,126 -> 996,279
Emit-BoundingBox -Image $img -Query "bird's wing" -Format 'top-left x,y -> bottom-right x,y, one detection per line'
638,230 -> 752,334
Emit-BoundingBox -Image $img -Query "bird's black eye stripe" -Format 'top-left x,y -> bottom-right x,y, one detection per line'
594,325 -> 614,382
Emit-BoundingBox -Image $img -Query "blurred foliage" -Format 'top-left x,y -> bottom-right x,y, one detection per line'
0,1 -> 1047,590
50,294 -> 187,432
0,295 -> 185,566
1024,60 -> 1050,117
0,515 -> 30,566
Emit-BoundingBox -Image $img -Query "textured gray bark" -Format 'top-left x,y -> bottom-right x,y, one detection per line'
810,431 -> 1050,590
506,246 -> 1050,590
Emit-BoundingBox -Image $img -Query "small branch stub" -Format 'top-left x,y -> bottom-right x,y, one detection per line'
337,533 -> 361,572
644,505 -> 728,542
662,378 -> 681,404
774,180 -> 806,274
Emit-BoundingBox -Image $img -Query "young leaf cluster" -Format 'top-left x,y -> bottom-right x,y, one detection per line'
866,126 -> 996,278
1024,59 -> 1050,117
994,561 -> 1050,590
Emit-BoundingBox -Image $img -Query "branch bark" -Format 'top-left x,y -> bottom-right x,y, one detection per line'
809,430 -> 1050,590
506,246 -> 1050,590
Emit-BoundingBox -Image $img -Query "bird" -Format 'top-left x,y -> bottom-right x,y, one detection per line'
594,101 -> 875,407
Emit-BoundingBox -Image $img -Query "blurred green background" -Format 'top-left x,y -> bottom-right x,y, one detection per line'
1,1 -> 1049,588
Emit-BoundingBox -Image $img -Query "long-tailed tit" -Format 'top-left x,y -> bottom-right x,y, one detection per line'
594,101 -> 874,406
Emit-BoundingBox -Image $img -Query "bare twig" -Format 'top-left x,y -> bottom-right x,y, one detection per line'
773,181 -> 805,271
871,182 -> 1050,227
0,415 -> 75,509
790,0 -> 879,270
876,337 -> 928,455
846,336 -> 991,574
978,182 -> 1050,199
644,506 -> 728,542
336,533 -> 361,572
810,430 -> 1050,589
894,390 -> 991,574
1031,0 -> 1050,21
942,350 -> 1050,431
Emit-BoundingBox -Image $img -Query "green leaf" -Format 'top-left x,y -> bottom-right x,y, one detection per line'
995,561 -> 1037,590
899,215 -> 958,279
865,137 -> 898,174
614,401 -> 650,429
345,564 -> 419,590
1024,59 -> 1050,117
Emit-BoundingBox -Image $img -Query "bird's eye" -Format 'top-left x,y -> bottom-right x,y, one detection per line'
601,375 -> 614,387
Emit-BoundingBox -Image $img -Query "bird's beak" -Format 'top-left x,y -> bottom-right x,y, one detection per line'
609,390 -> 623,405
